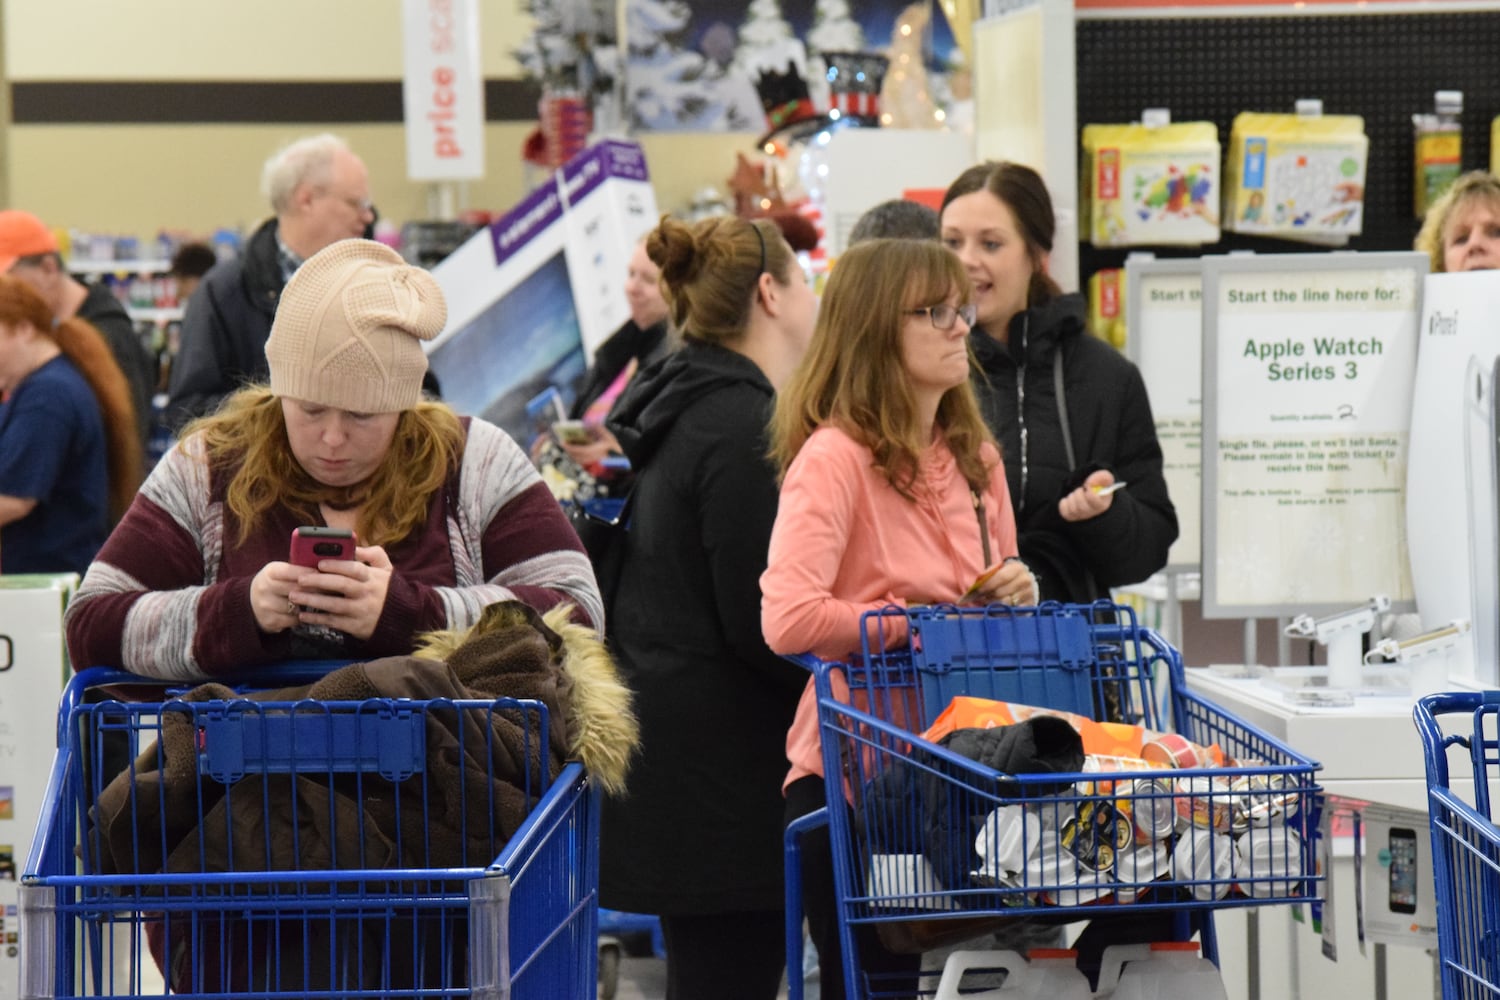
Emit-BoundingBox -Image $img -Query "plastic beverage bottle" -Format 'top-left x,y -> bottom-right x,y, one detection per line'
933,948 -> 1091,1000
1022,948 -> 1091,1000
1096,941 -> 1229,1000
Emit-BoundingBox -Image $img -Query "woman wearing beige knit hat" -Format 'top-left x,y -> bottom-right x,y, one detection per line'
65,239 -> 603,680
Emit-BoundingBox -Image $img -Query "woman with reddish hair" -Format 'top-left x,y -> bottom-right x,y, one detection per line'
0,274 -> 141,575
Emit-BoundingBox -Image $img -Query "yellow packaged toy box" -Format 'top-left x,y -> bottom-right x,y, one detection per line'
1224,111 -> 1368,241
1081,122 -> 1220,247
1087,267 -> 1126,350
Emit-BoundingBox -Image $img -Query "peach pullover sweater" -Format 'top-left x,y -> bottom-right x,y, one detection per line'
761,425 -> 1020,790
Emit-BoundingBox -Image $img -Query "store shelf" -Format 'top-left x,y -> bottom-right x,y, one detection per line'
67,258 -> 171,275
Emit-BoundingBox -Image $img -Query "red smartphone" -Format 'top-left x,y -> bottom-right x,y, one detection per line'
289,527 -> 356,568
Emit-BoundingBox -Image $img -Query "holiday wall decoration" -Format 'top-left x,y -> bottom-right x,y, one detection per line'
624,0 -> 959,132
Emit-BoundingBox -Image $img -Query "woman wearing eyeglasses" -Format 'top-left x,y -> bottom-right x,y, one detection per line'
940,161 -> 1176,605
761,238 -> 1038,999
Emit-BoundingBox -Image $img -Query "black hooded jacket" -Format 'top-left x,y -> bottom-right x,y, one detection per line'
970,293 -> 1177,602
598,341 -> 807,914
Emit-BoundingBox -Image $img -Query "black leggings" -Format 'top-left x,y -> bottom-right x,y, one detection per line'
658,909 -> 786,1000
784,776 -> 922,1000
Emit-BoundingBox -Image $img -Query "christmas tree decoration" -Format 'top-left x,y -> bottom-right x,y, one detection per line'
627,0 -> 763,131
806,0 -> 866,108
808,0 -> 865,53
734,0 -> 807,85
880,1 -> 943,130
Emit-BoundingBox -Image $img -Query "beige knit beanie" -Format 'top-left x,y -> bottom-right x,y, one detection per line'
266,239 -> 446,413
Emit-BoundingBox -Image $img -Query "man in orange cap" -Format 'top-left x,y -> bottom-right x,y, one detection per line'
0,210 -> 155,453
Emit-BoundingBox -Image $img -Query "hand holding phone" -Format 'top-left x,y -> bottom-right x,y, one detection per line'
289,526 -> 357,568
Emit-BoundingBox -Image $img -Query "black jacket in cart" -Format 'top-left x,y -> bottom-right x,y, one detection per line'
970,293 -> 1177,603
599,341 -> 807,915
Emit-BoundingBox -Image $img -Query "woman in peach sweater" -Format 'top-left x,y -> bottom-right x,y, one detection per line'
761,238 -> 1038,999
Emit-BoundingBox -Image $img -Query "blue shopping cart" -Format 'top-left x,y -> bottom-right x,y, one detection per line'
1414,690 -> 1500,999
784,602 -> 1325,1000
20,666 -> 600,1000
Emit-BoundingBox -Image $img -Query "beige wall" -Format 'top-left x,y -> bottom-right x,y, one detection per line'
4,0 -> 528,79
2,1 -> 756,239
7,123 -> 758,236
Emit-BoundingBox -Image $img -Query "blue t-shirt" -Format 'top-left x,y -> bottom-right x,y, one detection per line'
0,355 -> 109,576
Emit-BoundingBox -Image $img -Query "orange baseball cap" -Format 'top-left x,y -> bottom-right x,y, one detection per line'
0,210 -> 59,272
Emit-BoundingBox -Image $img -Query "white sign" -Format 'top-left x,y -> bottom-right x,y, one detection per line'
1406,271 -> 1500,686
401,0 -> 485,181
1202,253 -> 1427,618
2,575 -> 73,997
1127,259 -> 1202,570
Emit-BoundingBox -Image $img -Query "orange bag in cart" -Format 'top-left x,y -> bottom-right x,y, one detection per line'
920,696 -> 1225,766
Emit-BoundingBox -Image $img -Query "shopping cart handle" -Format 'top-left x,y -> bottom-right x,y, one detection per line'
1413,690 -> 1500,790
783,652 -> 836,674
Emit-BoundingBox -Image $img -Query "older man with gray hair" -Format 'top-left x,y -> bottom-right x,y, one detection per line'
166,133 -> 374,428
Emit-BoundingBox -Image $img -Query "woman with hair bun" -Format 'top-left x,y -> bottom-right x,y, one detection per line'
0,273 -> 141,575
599,214 -> 817,998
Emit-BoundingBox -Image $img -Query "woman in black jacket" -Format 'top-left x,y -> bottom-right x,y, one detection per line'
940,161 -> 1178,603
599,214 -> 817,999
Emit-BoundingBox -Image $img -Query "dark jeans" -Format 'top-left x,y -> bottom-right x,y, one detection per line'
659,909 -> 786,1000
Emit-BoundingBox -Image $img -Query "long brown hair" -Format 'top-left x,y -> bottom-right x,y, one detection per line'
941,161 -> 1064,310
0,275 -> 142,518
181,386 -> 466,547
770,239 -> 996,498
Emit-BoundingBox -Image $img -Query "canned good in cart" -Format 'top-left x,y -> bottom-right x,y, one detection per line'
1119,777 -> 1179,844
1061,798 -> 1134,871
790,603 -> 1325,1000
1234,827 -> 1305,898
1174,775 -> 1235,833
1172,826 -> 1237,901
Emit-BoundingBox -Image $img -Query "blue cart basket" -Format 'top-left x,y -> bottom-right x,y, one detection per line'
783,602 -> 1324,1000
20,666 -> 600,1000
1414,690 -> 1500,999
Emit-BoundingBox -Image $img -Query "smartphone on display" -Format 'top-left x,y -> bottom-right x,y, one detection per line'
1463,356 -> 1500,686
289,527 -> 356,568
1387,826 -> 1419,914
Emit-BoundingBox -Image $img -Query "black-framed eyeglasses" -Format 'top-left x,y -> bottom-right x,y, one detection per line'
907,303 -> 977,330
